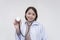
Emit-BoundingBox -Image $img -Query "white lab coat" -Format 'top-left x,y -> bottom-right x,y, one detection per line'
15,21 -> 47,40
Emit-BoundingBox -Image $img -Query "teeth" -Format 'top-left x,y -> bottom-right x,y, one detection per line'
15,17 -> 20,21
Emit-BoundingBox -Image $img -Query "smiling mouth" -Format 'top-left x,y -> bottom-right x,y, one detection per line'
28,17 -> 33,19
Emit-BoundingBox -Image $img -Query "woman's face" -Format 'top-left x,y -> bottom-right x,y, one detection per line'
26,9 -> 36,22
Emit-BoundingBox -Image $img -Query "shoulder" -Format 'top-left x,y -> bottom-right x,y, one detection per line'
32,21 -> 43,26
32,21 -> 43,29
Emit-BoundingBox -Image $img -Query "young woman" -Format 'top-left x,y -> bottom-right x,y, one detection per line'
14,6 -> 47,40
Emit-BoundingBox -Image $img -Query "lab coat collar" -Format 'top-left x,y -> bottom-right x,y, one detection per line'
24,20 -> 39,26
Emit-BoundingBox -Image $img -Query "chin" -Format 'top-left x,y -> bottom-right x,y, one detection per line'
27,19 -> 34,22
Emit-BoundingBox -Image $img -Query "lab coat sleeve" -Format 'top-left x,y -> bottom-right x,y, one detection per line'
40,24 -> 47,40
15,31 -> 21,40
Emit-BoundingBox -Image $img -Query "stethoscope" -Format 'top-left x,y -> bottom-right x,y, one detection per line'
19,22 -> 32,40
19,25 -> 25,40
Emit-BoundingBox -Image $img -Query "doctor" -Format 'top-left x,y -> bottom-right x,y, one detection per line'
14,6 -> 47,40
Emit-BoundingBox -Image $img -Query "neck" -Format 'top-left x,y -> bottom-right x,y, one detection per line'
26,21 -> 33,26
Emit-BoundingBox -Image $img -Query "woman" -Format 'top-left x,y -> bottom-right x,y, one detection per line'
14,6 -> 47,40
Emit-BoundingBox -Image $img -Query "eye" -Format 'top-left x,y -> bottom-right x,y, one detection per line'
28,13 -> 31,15
32,13 -> 35,16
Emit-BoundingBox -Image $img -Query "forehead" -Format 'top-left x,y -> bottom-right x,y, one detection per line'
27,9 -> 35,13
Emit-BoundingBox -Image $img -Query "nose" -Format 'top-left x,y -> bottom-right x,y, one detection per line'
29,14 -> 33,17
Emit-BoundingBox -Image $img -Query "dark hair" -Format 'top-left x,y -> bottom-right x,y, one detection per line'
25,6 -> 38,21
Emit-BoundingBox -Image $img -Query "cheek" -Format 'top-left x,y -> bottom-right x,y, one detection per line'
26,15 -> 29,18
32,16 -> 36,20
25,14 -> 29,19
33,15 -> 36,18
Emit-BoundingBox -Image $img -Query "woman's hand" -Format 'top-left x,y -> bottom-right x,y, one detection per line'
13,19 -> 21,34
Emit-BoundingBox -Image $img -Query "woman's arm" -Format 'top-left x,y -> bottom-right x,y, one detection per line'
13,19 -> 21,35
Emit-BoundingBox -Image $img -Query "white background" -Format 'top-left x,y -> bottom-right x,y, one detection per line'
0,0 -> 60,40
